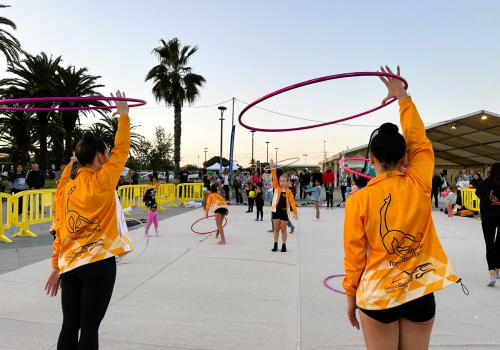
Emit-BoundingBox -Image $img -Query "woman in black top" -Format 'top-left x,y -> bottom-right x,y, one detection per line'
202,168 -> 212,209
470,173 -> 483,189
255,182 -> 264,221
475,163 -> 500,286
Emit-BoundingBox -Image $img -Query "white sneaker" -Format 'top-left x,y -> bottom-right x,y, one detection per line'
496,271 -> 500,279
312,218 -> 320,221
487,277 -> 496,286
145,233 -> 152,237
448,217 -> 452,220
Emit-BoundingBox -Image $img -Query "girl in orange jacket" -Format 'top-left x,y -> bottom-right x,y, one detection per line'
44,92 -> 133,349
269,159 -> 298,252
205,184 -> 229,244
342,67 -> 459,349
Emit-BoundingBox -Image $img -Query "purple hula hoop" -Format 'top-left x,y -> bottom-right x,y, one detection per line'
238,72 -> 408,132
323,274 -> 346,294
0,96 -> 146,111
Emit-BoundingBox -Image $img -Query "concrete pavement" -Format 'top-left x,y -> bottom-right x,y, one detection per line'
0,197 -> 498,349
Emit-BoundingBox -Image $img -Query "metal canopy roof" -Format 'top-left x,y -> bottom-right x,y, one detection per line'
426,110 -> 500,166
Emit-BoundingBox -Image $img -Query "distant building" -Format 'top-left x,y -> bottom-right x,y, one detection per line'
319,110 -> 500,185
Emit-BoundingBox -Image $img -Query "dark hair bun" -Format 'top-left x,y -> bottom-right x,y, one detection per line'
82,132 -> 95,143
378,123 -> 399,135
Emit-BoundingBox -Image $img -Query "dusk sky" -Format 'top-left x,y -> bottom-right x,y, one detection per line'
2,0 -> 500,167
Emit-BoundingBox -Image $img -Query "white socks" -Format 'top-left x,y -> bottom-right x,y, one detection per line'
487,276 -> 496,286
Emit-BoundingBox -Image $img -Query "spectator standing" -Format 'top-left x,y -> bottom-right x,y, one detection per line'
55,164 -> 66,180
26,162 -> 45,212
455,168 -> 466,183
431,171 -> 441,208
470,173 -> 483,188
304,168 -> 311,187
312,166 -> 323,187
123,170 -> 132,186
456,173 -> 469,206
475,163 -> 500,286
322,166 -> 335,192
220,168 -> 231,202
131,170 -> 139,185
179,166 -> 189,201
8,164 -> 28,214
339,171 -> 348,202
262,170 -> 272,201
299,170 -> 308,200
467,169 -> 474,182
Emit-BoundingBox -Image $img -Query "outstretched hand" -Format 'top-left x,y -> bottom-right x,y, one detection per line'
269,159 -> 275,168
111,90 -> 129,117
378,65 -> 408,105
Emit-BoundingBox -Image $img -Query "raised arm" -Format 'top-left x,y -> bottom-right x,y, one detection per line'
379,66 -> 433,194
96,91 -> 131,189
269,159 -> 279,189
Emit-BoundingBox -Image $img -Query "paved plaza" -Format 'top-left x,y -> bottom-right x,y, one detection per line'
0,194 -> 499,349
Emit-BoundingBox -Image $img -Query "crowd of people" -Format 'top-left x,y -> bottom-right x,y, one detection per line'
36,69 -> 500,350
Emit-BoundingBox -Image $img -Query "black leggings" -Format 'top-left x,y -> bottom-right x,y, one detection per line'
256,202 -> 264,219
58,257 -> 116,350
224,185 -> 230,201
326,193 -> 333,207
247,197 -> 254,212
481,217 -> 500,271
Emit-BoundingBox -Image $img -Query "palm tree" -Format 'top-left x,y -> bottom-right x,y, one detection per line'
0,52 -> 63,173
145,38 -> 206,176
0,108 -> 38,166
0,4 -> 23,63
51,64 -> 106,163
95,114 -> 143,153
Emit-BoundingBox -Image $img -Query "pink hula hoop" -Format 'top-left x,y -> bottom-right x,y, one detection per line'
191,215 -> 228,235
238,72 -> 408,132
339,158 -> 407,180
0,96 -> 146,111
323,274 -> 346,294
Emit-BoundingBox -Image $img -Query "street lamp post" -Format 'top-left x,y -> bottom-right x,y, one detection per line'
266,141 -> 270,165
324,140 -> 326,159
218,106 -> 227,173
303,153 -> 308,168
275,148 -> 278,164
204,148 -> 207,167
251,131 -> 256,169
198,156 -> 200,168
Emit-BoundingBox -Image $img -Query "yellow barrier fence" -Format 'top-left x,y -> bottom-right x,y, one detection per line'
1,183 -> 203,244
176,183 -> 203,206
12,189 -> 56,238
461,188 -> 480,212
0,192 -> 13,243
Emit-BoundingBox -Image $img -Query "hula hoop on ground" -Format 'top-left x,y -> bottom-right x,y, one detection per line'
324,274 -> 346,294
191,215 -> 228,234
118,217 -> 149,265
339,158 -> 407,180
0,153 -> 9,159
0,96 -> 146,111
238,72 -> 408,132
263,157 -> 300,170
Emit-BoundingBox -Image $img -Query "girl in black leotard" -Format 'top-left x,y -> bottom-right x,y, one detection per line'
255,182 -> 264,221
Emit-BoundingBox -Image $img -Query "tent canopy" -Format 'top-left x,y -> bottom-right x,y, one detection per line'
206,162 -> 240,171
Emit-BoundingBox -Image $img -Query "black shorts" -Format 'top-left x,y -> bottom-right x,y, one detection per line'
272,209 -> 289,221
215,208 -> 228,215
360,293 -> 435,324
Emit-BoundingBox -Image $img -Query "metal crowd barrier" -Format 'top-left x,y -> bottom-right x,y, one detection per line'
461,188 -> 480,212
0,183 -> 202,243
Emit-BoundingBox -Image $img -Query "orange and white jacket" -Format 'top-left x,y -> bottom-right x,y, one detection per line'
270,168 -> 298,215
50,164 -> 73,233
342,98 -> 459,310
205,192 -> 228,214
52,115 -> 133,274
